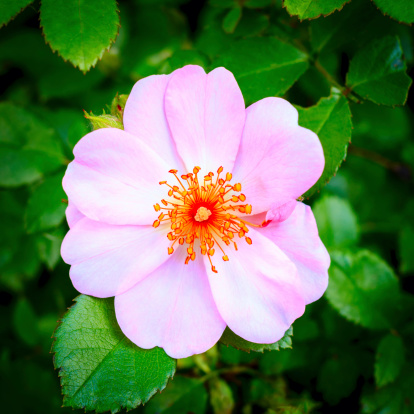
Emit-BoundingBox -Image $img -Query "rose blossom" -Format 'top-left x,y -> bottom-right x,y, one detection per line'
61,65 -> 330,359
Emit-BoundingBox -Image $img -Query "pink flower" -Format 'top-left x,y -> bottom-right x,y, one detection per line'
61,65 -> 330,359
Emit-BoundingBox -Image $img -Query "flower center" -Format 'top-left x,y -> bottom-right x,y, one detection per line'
153,166 -> 254,273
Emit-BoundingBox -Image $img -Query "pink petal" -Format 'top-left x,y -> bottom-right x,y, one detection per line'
207,228 -> 305,344
115,247 -> 226,358
266,200 -> 297,223
165,65 -> 245,174
257,202 -> 330,304
62,128 -> 170,225
61,217 -> 171,298
65,200 -> 84,228
232,97 -> 324,215
123,74 -> 185,169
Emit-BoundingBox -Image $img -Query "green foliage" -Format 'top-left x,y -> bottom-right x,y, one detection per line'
326,250 -> 401,330
284,0 -> 350,20
0,1 -> 413,413
214,37 -> 308,104
220,326 -> 293,353
0,103 -> 65,187
40,0 -> 120,72
0,0 -> 33,27
373,0 -> 414,24
346,36 -> 412,106
52,295 -> 176,413
375,334 -> 405,387
144,376 -> 208,414
297,90 -> 352,197
313,195 -> 359,248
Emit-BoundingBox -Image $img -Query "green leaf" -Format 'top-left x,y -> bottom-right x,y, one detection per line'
326,250 -> 401,330
297,90 -> 352,197
317,354 -> 358,405
144,376 -> 208,414
372,0 -> 414,24
284,0 -> 350,20
313,195 -> 359,248
0,103 -> 65,187
53,295 -> 176,413
214,37 -> 308,104
399,226 -> 414,274
346,36 -> 412,106
375,334 -> 405,388
40,0 -> 120,72
25,172 -> 66,234
222,6 -> 242,34
35,228 -> 65,270
13,298 -> 40,346
0,0 -> 33,28
220,326 -> 292,353
209,377 -> 234,414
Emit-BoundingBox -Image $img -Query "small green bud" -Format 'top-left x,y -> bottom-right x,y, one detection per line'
84,111 -> 123,130
110,94 -> 129,121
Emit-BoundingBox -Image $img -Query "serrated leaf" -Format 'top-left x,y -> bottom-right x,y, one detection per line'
25,172 -> 66,234
326,250 -> 401,330
372,0 -> 414,24
313,195 -> 359,248
53,295 -> 176,413
222,6 -> 242,34
0,0 -> 33,28
297,90 -> 352,197
346,36 -> 412,106
284,0 -> 350,20
219,326 -> 292,353
214,37 -> 308,104
375,334 -> 405,388
0,103 -> 65,187
40,0 -> 120,72
144,376 -> 208,414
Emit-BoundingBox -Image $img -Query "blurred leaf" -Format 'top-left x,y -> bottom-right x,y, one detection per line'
326,250 -> 401,330
317,354 -> 358,405
362,366 -> 414,414
13,298 -> 40,346
222,6 -> 242,34
284,0 -> 349,20
313,195 -> 359,248
53,295 -> 176,412
0,0 -> 33,27
40,0 -> 120,72
35,227 -> 65,270
375,334 -> 405,388
220,326 -> 292,353
245,0 -> 273,7
159,50 -> 210,74
0,103 -> 65,187
25,172 -> 66,234
372,0 -> 414,24
214,37 -> 308,104
346,36 -> 412,106
209,377 -> 234,414
398,226 -> 414,274
144,376 -> 208,414
298,90 -> 352,197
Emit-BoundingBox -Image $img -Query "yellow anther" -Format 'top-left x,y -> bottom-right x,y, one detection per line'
169,169 -> 178,174
154,203 -> 160,212
187,246 -> 193,255
245,204 -> 252,214
168,247 -> 174,255
227,232 -> 234,239
193,166 -> 201,174
226,172 -> 232,181
181,174 -> 188,180
208,248 -> 215,256
191,252 -> 196,261
245,237 -> 252,245
153,220 -> 160,228
233,183 -> 241,192
168,189 -> 173,196
238,206 -> 246,213
223,255 -> 229,261
239,194 -> 246,202
231,195 -> 239,203
179,238 -> 184,245
158,213 -> 164,220
217,166 -> 223,174
161,199 -> 168,206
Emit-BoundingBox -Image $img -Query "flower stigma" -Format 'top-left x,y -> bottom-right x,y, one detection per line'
153,166 -> 256,273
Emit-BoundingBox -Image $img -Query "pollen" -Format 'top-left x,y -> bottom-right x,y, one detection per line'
153,166 -> 257,273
